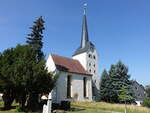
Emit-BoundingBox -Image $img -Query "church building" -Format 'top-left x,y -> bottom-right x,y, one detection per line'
46,4 -> 100,104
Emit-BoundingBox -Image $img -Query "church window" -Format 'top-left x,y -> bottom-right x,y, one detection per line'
89,63 -> 91,66
93,55 -> 96,59
94,70 -> 96,73
83,77 -> 87,97
88,54 -> 91,58
135,86 -> 138,90
93,64 -> 95,67
89,69 -> 91,72
67,75 -> 71,98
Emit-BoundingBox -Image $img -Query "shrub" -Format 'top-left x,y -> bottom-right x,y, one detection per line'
142,98 -> 150,108
15,106 -> 22,112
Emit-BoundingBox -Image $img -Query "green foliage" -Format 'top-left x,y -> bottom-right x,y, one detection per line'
100,69 -> 111,102
118,86 -> 134,103
108,65 -> 118,102
145,85 -> 150,98
0,45 -> 55,110
0,17 -> 56,111
142,98 -> 150,108
26,16 -> 45,60
25,16 -> 51,111
15,106 -> 22,112
99,61 -> 134,103
0,48 -> 16,109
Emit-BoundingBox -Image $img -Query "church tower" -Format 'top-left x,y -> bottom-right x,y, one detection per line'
72,3 -> 100,101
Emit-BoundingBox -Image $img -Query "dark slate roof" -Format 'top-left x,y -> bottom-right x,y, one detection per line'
73,41 -> 95,56
51,54 -> 92,76
72,7 -> 96,56
132,80 -> 145,90
131,80 -> 147,101
81,15 -> 89,45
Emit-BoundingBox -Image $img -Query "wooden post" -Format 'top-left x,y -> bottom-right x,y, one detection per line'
47,92 -> 52,113
125,101 -> 127,113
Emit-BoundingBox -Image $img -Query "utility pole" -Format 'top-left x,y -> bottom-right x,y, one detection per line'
125,100 -> 127,113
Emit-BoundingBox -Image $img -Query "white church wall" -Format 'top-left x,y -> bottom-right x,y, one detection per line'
71,73 -> 92,101
87,50 -> 99,76
73,50 -> 100,92
87,50 -> 100,90
86,50 -> 100,101
72,52 -> 87,70
46,55 -> 56,72
54,73 -> 67,104
52,72 -> 92,104
46,54 -> 93,103
73,49 -> 100,100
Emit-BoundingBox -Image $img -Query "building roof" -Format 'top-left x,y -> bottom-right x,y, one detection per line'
131,80 -> 147,101
132,80 -> 145,90
73,41 -> 95,56
72,4 -> 95,56
51,54 -> 92,76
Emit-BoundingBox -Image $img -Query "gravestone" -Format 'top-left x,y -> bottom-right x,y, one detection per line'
42,92 -> 52,113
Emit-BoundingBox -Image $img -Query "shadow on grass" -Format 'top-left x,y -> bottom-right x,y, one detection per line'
0,106 -> 17,111
69,107 -> 86,112
53,107 -> 86,113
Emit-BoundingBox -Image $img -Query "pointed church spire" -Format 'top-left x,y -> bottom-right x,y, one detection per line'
81,3 -> 89,48
73,3 -> 95,56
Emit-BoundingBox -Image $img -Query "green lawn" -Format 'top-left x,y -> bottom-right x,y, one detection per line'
0,101 -> 39,113
69,102 -> 150,113
0,101 -> 150,113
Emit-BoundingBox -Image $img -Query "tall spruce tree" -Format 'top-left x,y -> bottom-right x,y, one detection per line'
25,17 -> 54,111
100,69 -> 111,102
26,16 -> 45,60
108,64 -> 118,102
109,61 -> 134,103
99,61 -> 134,103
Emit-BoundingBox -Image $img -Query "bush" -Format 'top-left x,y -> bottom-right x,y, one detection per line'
15,106 -> 23,112
142,98 -> 150,108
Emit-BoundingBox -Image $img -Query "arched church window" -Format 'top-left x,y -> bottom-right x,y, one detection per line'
83,77 -> 87,97
94,70 -> 96,73
89,63 -> 91,66
67,75 -> 72,98
93,55 -> 96,59
89,69 -> 91,72
93,64 -> 95,67
88,54 -> 91,58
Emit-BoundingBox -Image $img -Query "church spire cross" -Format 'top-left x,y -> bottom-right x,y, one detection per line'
72,3 -> 96,56
83,3 -> 87,15
81,2 -> 89,48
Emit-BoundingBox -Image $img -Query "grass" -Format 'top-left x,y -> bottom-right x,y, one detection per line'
70,102 -> 150,113
0,101 -> 149,113
0,105 -> 18,113
0,101 -> 41,113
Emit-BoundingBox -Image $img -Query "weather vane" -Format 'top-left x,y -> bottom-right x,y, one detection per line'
83,2 -> 87,15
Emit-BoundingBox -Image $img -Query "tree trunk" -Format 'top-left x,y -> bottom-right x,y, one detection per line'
18,93 -> 26,111
2,90 -> 15,110
27,93 -> 39,111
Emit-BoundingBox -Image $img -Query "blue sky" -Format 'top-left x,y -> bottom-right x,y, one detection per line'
0,0 -> 150,86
